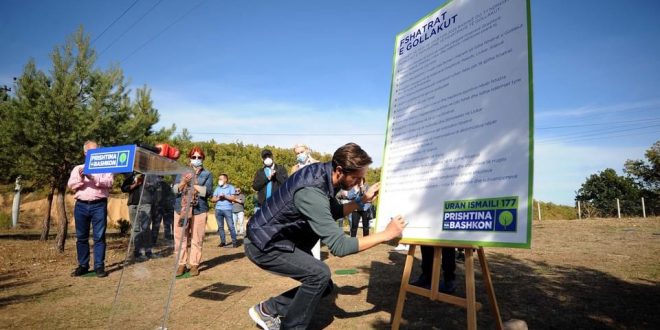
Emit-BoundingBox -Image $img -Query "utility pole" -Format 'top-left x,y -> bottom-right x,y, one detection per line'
536,201 -> 541,221
641,197 -> 646,218
616,198 -> 621,219
12,176 -> 22,228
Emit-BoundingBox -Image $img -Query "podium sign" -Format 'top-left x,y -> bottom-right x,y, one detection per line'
84,145 -> 136,174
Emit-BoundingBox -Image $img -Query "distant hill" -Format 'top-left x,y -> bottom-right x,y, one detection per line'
533,200 -> 578,220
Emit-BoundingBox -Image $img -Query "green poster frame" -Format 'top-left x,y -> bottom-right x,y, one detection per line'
376,0 -> 534,249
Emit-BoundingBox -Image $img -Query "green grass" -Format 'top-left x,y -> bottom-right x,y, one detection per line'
0,211 -> 12,229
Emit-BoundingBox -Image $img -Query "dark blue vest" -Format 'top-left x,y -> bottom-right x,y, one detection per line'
247,161 -> 336,252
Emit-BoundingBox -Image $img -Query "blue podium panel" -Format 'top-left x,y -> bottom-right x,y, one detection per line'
84,145 -> 136,174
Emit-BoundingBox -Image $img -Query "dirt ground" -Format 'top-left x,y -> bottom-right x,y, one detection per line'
0,218 -> 659,330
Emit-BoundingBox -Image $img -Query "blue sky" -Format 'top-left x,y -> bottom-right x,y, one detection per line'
2,0 -> 659,205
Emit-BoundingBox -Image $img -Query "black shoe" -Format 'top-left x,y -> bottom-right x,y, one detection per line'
71,266 -> 89,277
410,273 -> 431,288
95,267 -> 108,278
218,242 -> 227,247
223,242 -> 234,248
439,280 -> 456,294
233,242 -> 240,248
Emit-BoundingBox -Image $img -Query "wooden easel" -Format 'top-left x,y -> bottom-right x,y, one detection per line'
391,242 -> 503,330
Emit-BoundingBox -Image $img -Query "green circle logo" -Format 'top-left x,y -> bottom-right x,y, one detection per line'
119,152 -> 128,164
498,211 -> 514,226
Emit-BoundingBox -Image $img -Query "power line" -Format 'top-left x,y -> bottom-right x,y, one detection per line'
539,123 -> 660,142
92,0 -> 141,44
538,123 -> 660,144
536,116 -> 660,130
536,118 -> 660,141
174,131 -> 384,136
99,0 -> 166,57
120,0 -> 207,64
538,129 -> 659,145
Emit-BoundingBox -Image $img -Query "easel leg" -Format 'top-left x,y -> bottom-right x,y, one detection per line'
465,248 -> 477,330
392,244 -> 416,330
478,247 -> 503,330
430,246 -> 441,300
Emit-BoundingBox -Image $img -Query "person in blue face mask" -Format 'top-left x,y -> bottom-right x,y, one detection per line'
290,143 -> 318,174
172,146 -> 213,277
290,143 -> 322,260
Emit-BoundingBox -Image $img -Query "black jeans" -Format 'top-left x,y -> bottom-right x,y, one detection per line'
349,210 -> 370,237
152,205 -> 174,242
420,245 -> 456,282
245,241 -> 333,330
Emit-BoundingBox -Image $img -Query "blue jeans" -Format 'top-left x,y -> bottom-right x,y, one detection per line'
74,200 -> 108,270
215,209 -> 236,244
245,241 -> 334,329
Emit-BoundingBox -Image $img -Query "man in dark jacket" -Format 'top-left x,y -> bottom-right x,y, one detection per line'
252,149 -> 288,208
121,172 -> 156,260
245,143 -> 406,330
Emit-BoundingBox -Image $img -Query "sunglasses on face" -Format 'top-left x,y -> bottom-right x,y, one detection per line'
191,156 -> 203,160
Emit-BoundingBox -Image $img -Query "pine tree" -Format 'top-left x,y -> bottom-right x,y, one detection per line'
8,27 -> 171,251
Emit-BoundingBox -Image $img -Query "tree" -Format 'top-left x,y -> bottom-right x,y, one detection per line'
5,27 -> 171,251
0,84 -> 19,182
624,140 -> 660,215
575,168 -> 641,218
161,140 -> 382,218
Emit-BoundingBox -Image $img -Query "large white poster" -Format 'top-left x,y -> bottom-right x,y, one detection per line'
376,0 -> 533,248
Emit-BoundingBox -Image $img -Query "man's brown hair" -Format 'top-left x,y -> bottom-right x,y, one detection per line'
332,143 -> 372,173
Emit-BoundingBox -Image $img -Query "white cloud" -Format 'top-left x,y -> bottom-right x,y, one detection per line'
149,89 -> 653,204
151,87 -> 390,166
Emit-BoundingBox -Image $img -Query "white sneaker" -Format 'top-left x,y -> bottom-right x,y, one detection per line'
393,244 -> 409,251
249,302 -> 281,330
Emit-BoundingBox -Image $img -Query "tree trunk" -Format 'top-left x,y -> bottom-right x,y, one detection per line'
55,188 -> 68,253
39,186 -> 56,241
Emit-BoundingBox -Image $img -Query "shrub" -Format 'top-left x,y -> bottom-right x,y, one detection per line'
0,211 -> 12,229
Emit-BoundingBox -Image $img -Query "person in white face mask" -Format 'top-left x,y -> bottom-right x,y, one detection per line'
252,149 -> 288,209
212,174 -> 239,248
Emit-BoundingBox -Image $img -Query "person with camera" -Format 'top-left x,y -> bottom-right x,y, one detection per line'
172,146 -> 214,277
347,177 -> 374,237
232,187 -> 246,236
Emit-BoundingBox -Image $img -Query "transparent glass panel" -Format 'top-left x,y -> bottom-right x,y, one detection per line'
108,147 -> 193,329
